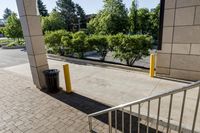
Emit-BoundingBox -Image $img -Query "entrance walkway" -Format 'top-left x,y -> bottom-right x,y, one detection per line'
4,59 -> 200,132
0,70 -> 111,133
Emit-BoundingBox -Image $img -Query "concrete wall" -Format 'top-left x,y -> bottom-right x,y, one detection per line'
157,0 -> 200,80
16,0 -> 49,89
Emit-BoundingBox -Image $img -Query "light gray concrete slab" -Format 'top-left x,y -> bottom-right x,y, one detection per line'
4,59 -> 200,132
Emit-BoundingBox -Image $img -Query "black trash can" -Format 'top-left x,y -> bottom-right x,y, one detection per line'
43,69 -> 60,93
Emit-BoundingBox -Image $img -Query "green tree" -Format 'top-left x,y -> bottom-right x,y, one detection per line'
86,35 -> 109,61
56,0 -> 86,31
137,8 -> 150,34
109,34 -> 152,66
3,13 -> 23,42
88,0 -> 129,35
71,31 -> 88,58
42,10 -> 65,32
75,4 -> 86,30
129,0 -> 138,34
149,4 -> 160,45
3,8 -> 13,20
37,0 -> 49,16
45,30 -> 71,55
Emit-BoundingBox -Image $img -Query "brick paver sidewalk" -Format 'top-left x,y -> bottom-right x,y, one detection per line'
0,70 -> 110,133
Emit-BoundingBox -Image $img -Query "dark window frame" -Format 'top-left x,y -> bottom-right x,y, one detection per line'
158,0 -> 165,50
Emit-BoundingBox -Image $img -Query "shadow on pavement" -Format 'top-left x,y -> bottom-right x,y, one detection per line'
42,90 -> 161,133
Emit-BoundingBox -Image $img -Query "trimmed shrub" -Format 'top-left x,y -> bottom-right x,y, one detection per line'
86,35 -> 109,61
45,30 -> 71,55
71,31 -> 89,58
109,34 -> 152,66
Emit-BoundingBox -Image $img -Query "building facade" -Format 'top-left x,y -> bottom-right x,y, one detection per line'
157,0 -> 200,80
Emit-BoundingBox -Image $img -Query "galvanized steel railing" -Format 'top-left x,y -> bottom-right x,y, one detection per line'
88,81 -> 200,133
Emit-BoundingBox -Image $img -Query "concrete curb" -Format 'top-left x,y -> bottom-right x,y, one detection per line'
47,54 -> 149,73
1,46 -> 25,49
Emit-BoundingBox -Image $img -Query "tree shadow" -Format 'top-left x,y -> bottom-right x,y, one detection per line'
42,90 -> 162,133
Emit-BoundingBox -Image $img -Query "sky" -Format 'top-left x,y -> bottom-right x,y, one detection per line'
0,0 -> 160,18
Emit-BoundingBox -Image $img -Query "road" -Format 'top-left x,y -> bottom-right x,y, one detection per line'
0,48 -> 28,68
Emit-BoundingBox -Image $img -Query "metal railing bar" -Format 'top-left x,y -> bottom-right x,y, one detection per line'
138,103 -> 141,133
147,101 -> 150,133
109,111 -> 112,133
88,82 -> 199,117
115,110 -> 117,133
88,117 -> 92,132
130,105 -> 132,133
178,90 -> 187,133
156,98 -> 161,133
167,94 -> 173,133
122,108 -> 124,133
192,86 -> 200,133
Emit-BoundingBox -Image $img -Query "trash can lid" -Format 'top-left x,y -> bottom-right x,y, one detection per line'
43,69 -> 60,74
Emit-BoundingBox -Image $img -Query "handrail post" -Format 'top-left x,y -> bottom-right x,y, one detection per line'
109,111 -> 112,133
88,117 -> 92,132
192,86 -> 200,133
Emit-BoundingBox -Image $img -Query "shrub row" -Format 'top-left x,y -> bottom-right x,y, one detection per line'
45,30 -> 152,66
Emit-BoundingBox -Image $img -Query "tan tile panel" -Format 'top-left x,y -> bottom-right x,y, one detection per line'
164,9 -> 175,27
195,6 -> 200,24
172,44 -> 190,54
25,36 -> 46,55
191,44 -> 200,55
171,54 -> 200,71
158,43 -> 172,53
175,7 -> 195,26
28,54 -> 48,67
176,0 -> 200,8
170,69 -> 200,80
157,53 -> 171,68
165,0 -> 176,9
174,26 -> 200,44
156,67 -> 170,75
162,27 -> 174,43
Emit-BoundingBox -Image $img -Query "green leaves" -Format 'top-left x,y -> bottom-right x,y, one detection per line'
45,29 -> 152,66
42,11 -> 65,32
109,34 -> 152,66
85,35 -> 109,61
88,0 -> 129,35
3,13 -> 23,40
37,0 -> 49,17
56,0 -> 86,31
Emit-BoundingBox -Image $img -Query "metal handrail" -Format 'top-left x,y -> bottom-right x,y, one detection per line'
88,81 -> 200,133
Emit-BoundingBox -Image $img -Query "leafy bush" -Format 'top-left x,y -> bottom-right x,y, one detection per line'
45,30 -> 71,55
86,35 -> 109,61
71,31 -> 89,58
0,39 -> 13,45
109,34 -> 152,66
6,39 -> 25,47
42,11 -> 65,33
3,13 -> 23,40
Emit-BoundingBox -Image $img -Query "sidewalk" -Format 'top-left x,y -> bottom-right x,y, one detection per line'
4,59 -> 200,132
0,70 -> 113,133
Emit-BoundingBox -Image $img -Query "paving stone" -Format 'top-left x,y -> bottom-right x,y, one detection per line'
0,70 -> 109,133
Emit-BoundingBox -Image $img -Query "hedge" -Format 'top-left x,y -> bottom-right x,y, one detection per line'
44,30 -> 152,66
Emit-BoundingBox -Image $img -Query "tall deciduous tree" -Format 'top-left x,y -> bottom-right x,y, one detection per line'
37,0 -> 49,17
149,4 -> 160,44
137,8 -> 150,34
3,13 -> 23,41
56,0 -> 86,31
129,0 -> 138,34
88,0 -> 129,35
3,8 -> 13,20
42,10 -> 65,32
75,4 -> 86,30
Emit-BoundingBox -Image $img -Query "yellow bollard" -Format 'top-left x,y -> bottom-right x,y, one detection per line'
149,54 -> 155,77
63,64 -> 72,93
